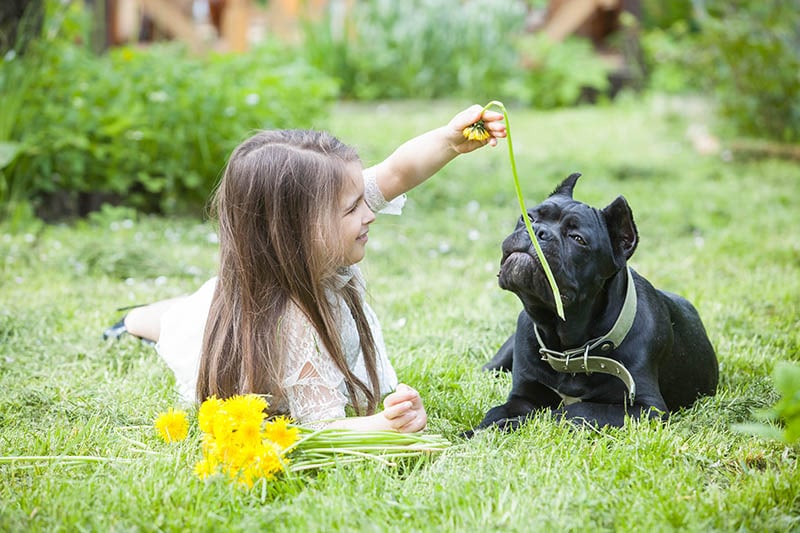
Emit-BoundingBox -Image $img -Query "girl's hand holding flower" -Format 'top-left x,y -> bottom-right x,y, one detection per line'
448,104 -> 507,153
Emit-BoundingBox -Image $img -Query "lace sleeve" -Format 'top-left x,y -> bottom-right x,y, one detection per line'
363,167 -> 406,215
280,303 -> 349,426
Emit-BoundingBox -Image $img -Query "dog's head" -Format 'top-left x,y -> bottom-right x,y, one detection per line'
498,173 -> 638,318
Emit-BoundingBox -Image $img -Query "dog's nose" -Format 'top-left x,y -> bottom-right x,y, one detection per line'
535,226 -> 552,241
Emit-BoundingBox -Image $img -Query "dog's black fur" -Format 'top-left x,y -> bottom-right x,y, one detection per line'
470,173 -> 718,433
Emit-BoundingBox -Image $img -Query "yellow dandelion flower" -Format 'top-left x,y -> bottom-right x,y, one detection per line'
198,395 -> 223,435
462,120 -> 491,142
154,408 -> 189,443
223,395 -> 268,427
254,446 -> 283,480
237,418 -> 263,445
236,466 -> 257,488
263,416 -> 300,450
194,457 -> 217,480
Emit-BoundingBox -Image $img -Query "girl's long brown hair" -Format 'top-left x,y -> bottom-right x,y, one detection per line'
196,130 -> 381,415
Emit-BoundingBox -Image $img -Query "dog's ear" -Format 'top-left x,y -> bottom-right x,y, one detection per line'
549,173 -> 582,198
602,195 -> 638,264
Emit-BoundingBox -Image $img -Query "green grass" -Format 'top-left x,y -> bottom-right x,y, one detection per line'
2,97 -> 799,531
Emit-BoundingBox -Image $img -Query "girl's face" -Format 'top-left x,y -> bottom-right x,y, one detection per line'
337,163 -> 376,266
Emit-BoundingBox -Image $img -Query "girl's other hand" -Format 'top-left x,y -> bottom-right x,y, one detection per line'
381,383 -> 427,433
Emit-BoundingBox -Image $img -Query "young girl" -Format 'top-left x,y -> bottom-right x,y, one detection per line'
104,105 -> 505,432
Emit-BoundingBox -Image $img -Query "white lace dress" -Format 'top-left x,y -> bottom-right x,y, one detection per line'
156,168 -> 404,425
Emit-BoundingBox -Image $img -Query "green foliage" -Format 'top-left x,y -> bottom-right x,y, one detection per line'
640,20 -> 700,94
691,0 -> 800,142
300,0 -> 614,107
300,0 -> 527,101
639,1 -> 800,142
735,363 -> 800,444
640,0 -> 695,30
503,34 -> 611,108
0,1 -> 337,219
2,40 -> 336,217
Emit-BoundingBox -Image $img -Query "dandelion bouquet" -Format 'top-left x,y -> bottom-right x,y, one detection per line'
154,395 -> 450,488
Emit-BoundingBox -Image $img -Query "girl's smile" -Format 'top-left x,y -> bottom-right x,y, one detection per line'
339,163 -> 376,265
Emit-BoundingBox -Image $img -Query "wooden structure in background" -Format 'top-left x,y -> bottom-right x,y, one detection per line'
543,0 -> 624,44
540,0 -> 642,91
136,0 -> 205,52
107,0 -> 251,53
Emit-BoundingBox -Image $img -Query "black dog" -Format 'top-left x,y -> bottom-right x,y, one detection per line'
470,173 -> 718,432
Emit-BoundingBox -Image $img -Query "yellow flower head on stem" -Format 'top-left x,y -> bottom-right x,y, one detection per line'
462,120 -> 491,142
154,408 -> 189,443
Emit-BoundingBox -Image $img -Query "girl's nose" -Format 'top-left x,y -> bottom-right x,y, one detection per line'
363,206 -> 376,225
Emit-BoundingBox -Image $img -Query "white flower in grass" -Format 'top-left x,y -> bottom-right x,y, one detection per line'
149,91 -> 169,103
185,265 -> 202,277
127,131 -> 144,141
245,93 -> 260,106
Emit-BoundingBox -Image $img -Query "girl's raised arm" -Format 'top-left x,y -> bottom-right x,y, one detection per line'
369,104 -> 506,202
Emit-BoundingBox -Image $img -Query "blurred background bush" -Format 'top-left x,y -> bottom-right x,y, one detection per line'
0,0 -> 797,220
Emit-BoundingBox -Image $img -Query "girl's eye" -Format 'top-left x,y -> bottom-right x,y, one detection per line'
345,200 -> 361,215
570,234 -> 587,245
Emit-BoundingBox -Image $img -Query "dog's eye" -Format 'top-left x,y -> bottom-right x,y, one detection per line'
570,234 -> 587,245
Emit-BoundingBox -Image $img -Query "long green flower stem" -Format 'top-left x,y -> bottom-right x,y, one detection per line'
480,100 -> 565,320
285,428 -> 450,471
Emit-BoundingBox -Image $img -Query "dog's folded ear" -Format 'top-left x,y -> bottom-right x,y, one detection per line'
602,195 -> 639,265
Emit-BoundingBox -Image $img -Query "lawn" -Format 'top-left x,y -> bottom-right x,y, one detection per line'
1,97 -> 798,531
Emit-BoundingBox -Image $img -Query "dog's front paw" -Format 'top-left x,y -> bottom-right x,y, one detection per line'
460,416 -> 528,439
460,428 -> 478,439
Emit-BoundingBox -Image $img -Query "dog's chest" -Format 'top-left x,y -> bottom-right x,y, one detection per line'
544,369 -> 623,403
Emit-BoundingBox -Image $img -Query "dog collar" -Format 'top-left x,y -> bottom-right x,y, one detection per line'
534,267 -> 638,404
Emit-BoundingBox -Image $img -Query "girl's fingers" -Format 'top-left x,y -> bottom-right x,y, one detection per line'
384,384 -> 419,408
481,110 -> 504,123
398,411 -> 428,433
382,401 -> 413,420
381,404 -> 428,431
